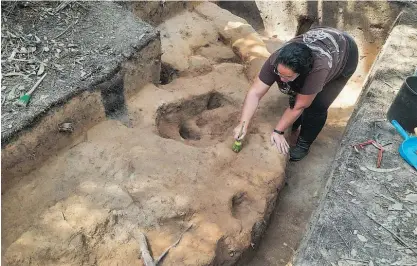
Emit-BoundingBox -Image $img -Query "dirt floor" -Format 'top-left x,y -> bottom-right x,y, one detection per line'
2,4 -> 287,265
2,2 -> 411,266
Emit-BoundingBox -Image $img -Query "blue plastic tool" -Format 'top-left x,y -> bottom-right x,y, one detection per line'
391,120 -> 417,170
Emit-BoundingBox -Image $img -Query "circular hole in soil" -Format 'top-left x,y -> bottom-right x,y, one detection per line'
160,62 -> 179,85
157,92 -> 239,147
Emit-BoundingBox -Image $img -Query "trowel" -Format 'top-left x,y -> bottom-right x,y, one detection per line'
391,120 -> 417,170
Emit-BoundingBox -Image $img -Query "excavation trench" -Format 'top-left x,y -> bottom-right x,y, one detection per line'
1,1 -> 399,265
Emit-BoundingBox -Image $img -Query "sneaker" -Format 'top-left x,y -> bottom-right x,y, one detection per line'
289,137 -> 311,161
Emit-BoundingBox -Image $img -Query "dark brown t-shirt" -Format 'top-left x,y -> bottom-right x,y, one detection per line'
259,27 -> 349,95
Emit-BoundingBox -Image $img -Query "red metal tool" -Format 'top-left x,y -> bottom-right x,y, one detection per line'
352,140 -> 385,168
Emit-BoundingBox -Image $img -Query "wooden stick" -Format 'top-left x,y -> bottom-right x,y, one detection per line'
341,257 -> 369,264
382,80 -> 394,89
333,224 -> 349,249
27,73 -> 47,95
365,213 -> 417,255
155,224 -> 193,265
53,19 -> 79,40
133,224 -> 192,266
55,0 -> 74,13
133,231 -> 155,266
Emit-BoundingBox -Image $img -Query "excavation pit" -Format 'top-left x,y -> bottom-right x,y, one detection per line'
2,1 -> 412,266
157,92 -> 239,147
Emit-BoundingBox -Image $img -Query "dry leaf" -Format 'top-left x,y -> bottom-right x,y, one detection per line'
4,72 -> 26,77
351,198 -> 360,204
7,31 -> 16,38
8,48 -> 17,60
43,46 -> 50,52
35,35 -> 41,43
391,183 -> 399,188
357,234 -> 367,242
413,227 -> 417,235
388,203 -> 403,211
404,194 -> 417,203
7,86 -> 17,100
37,63 -> 45,76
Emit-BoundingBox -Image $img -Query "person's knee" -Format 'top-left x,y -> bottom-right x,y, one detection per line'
305,103 -> 328,116
303,108 -> 328,125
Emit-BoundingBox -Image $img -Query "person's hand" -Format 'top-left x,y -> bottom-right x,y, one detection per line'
270,132 -> 289,154
233,122 -> 248,140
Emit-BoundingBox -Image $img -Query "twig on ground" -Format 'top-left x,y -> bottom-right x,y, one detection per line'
341,257 -> 369,264
74,2 -> 88,11
365,165 -> 401,173
365,213 -> 417,255
155,224 -> 193,265
53,19 -> 79,40
382,184 -> 414,213
55,0 -> 74,13
343,206 -> 379,241
383,80 -> 394,89
135,231 -> 155,266
133,224 -> 193,266
333,223 -> 350,249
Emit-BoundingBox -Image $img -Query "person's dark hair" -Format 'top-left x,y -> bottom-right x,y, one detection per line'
275,42 -> 313,75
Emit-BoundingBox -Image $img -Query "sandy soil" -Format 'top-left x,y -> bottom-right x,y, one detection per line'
2,6 -> 288,266
1,2 -> 392,265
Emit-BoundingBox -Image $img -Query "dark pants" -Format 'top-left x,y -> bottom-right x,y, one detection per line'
292,33 -> 359,144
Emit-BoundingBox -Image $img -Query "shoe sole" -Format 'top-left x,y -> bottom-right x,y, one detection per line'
289,151 -> 309,161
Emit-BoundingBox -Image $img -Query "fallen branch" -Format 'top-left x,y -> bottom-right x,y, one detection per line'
133,224 -> 193,266
155,224 -> 193,264
136,232 -> 155,266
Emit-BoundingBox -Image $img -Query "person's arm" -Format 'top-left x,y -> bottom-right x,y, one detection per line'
271,68 -> 328,154
274,93 -> 317,132
240,77 -> 271,123
270,93 -> 316,154
234,77 -> 271,139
